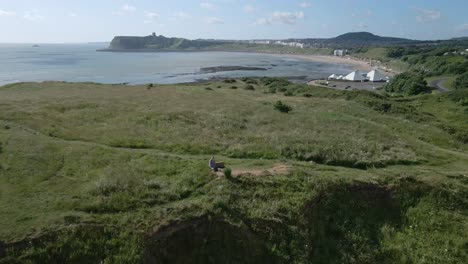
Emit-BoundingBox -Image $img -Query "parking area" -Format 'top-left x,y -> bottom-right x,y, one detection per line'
308,79 -> 387,91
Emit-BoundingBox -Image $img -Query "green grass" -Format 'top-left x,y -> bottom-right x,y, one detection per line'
0,79 -> 467,263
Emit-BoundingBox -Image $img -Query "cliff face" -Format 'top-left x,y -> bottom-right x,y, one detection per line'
108,35 -> 225,50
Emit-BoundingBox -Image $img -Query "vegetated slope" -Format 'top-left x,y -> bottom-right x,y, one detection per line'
105,31 -> 419,52
329,32 -> 415,46
108,34 -> 227,51
0,80 -> 467,263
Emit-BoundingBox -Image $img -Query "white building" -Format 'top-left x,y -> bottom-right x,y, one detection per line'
367,69 -> 387,82
334,50 -> 347,56
249,40 -> 271,44
328,74 -> 338,80
344,70 -> 366,81
274,41 -> 304,49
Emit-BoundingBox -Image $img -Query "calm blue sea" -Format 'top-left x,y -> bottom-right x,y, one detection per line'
0,43 -> 352,85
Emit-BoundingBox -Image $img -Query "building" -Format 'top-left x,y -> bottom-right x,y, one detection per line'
328,74 -> 338,80
334,50 -> 347,56
249,40 -> 271,45
344,70 -> 366,81
274,41 -> 305,49
366,69 -> 387,82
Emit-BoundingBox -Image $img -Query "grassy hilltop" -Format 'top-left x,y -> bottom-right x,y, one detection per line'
0,79 -> 467,263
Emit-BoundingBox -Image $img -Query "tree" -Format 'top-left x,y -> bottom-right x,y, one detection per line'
454,72 -> 468,90
274,101 -> 292,113
384,72 -> 430,96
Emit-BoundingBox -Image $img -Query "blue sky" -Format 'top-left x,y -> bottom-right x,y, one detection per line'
0,0 -> 467,43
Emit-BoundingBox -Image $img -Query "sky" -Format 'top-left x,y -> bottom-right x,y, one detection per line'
0,0 -> 467,43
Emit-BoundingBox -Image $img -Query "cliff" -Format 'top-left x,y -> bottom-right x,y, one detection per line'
106,34 -> 226,51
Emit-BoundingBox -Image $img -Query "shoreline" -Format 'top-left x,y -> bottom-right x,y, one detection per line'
284,55 -> 372,72
99,48 -> 394,74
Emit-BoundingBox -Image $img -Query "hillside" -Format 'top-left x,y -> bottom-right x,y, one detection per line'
107,34 -> 227,51
0,79 -> 467,263
102,32 -> 420,52
330,32 -> 415,46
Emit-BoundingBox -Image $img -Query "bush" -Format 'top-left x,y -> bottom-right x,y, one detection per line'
147,84 -> 153,90
284,91 -> 294,96
224,167 -> 232,179
241,78 -> 258,85
303,93 -> 312,98
274,101 -> 292,113
244,85 -> 255,91
205,87 -> 213,91
454,72 -> 468,90
223,79 -> 236,83
384,72 -> 431,96
230,86 -> 238,89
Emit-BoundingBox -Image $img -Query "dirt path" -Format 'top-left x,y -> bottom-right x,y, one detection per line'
215,163 -> 291,177
2,120 -> 297,176
429,77 -> 450,93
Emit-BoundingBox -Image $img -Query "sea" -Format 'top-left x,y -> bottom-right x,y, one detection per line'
0,43 -> 353,85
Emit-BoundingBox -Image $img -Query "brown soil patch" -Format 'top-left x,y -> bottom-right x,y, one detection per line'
214,163 -> 291,177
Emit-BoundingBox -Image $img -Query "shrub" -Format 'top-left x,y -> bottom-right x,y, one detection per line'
244,85 -> 255,90
224,167 -> 232,179
205,87 -> 213,91
230,86 -> 238,89
384,72 -> 431,96
143,179 -> 161,189
454,72 -> 468,90
147,84 -> 153,90
223,79 -> 236,83
284,91 -> 294,96
242,78 -> 258,85
303,93 -> 312,98
274,101 -> 292,113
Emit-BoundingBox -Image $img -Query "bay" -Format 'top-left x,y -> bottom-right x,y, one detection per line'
0,43 -> 352,85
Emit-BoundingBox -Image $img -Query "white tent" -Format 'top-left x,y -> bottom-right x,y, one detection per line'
328,74 -> 338,80
344,70 -> 366,81
336,75 -> 344,80
367,69 -> 387,82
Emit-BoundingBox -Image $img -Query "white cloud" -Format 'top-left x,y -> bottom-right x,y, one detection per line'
144,11 -> 160,24
0,9 -> 16,17
458,23 -> 468,31
206,17 -> 224,24
416,8 -> 441,23
122,4 -> 136,12
69,13 -> 78,18
24,10 -> 43,21
244,5 -> 255,13
357,22 -> 368,29
200,2 -> 215,11
174,11 -> 190,18
300,2 -> 311,8
255,18 -> 270,25
256,11 -> 305,25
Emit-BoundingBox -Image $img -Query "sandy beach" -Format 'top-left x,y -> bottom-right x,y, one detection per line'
284,54 -> 399,76
286,54 -> 373,72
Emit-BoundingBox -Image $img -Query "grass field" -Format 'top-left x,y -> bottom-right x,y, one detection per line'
0,79 -> 467,263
